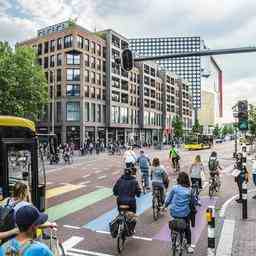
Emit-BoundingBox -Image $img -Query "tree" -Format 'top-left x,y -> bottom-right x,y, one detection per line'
0,42 -> 48,120
249,104 -> 256,136
172,116 -> 183,138
192,119 -> 203,134
213,124 -> 221,138
221,125 -> 229,137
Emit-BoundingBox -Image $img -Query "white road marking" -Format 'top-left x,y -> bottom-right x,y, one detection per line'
63,236 -> 84,251
68,248 -> 114,256
63,225 -> 81,230
82,180 -> 91,185
95,170 -> 103,174
83,174 -> 91,179
98,175 -> 106,180
216,219 -> 235,256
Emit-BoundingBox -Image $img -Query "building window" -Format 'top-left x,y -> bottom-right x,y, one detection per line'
84,86 -> 89,97
56,102 -> 61,122
49,71 -> 53,83
97,104 -> 101,122
44,41 -> 49,53
50,40 -> 55,52
84,54 -> 89,66
102,89 -> 106,100
96,59 -> 101,70
67,84 -> 80,96
112,91 -> 120,102
45,72 -> 48,82
121,93 -> 128,104
38,58 -> 42,66
91,87 -> 95,98
38,43 -> 42,55
57,38 -> 62,50
96,73 -> 101,85
85,102 -> 90,121
91,103 -> 96,122
144,64 -> 149,74
103,105 -> 106,123
103,47 -> 106,58
77,36 -> 83,48
103,75 -> 106,87
144,76 -> 149,85
91,71 -> 95,83
91,41 -> 96,54
103,61 -> 106,72
57,69 -> 62,82
96,88 -> 101,99
84,39 -> 89,51
66,102 -> 80,121
96,44 -> 101,56
120,107 -> 128,124
85,69 -> 89,82
50,55 -> 55,67
64,35 -> 73,48
121,80 -> 128,91
150,68 -> 155,77
112,35 -> 120,48
112,77 -> 120,88
44,57 -> 48,68
57,84 -> 61,97
57,53 -> 62,66
66,52 -> 80,65
91,56 -> 96,69
67,68 -> 80,81
112,106 -> 120,123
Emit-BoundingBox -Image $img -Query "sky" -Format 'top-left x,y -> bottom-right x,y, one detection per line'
1,0 -> 256,123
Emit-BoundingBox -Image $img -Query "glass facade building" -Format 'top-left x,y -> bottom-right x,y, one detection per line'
129,37 -> 203,109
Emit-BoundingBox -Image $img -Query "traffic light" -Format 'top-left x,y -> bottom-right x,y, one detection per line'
238,100 -> 248,131
121,48 -> 134,71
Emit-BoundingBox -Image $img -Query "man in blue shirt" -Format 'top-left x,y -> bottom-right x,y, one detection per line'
0,205 -> 53,255
137,150 -> 151,191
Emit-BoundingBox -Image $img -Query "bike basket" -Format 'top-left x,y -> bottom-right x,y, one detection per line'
169,219 -> 187,231
109,217 -> 120,238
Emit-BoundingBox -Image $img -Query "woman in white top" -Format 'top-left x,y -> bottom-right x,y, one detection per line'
189,155 -> 205,189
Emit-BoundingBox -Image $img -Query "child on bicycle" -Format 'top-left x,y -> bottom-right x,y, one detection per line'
151,158 -> 169,205
137,150 -> 151,191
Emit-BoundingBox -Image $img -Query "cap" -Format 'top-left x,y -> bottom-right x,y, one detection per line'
15,205 -> 48,230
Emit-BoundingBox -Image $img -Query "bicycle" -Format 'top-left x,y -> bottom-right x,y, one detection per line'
208,174 -> 220,199
152,187 -> 163,221
141,174 -> 149,194
172,158 -> 180,173
37,225 -> 65,256
191,180 -> 200,206
169,218 -> 188,256
115,205 -> 135,254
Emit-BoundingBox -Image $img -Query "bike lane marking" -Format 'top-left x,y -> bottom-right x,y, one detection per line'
153,197 -> 217,245
46,187 -> 113,221
46,183 -> 85,199
84,192 -> 153,232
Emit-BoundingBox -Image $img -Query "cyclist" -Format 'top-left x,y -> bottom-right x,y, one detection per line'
123,147 -> 137,168
190,155 -> 205,190
0,205 -> 53,255
208,151 -> 222,187
113,167 -> 141,233
151,158 -> 169,205
164,172 -> 196,254
169,144 -> 180,171
137,150 -> 151,191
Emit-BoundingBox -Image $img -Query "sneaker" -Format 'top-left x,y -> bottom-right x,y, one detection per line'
187,246 -> 194,254
236,199 -> 242,203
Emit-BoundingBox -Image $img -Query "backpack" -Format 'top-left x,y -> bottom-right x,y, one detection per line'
5,240 -> 33,256
208,157 -> 218,171
139,156 -> 149,169
0,199 -> 16,233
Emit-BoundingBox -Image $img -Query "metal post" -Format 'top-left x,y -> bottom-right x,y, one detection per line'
207,206 -> 215,256
242,181 -> 248,219
51,70 -> 55,135
234,128 -> 238,157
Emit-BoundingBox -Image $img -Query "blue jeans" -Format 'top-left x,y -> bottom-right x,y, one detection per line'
141,172 -> 150,188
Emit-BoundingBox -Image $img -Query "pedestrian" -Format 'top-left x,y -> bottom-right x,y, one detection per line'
123,147 -> 137,168
89,142 -> 94,154
0,205 -> 53,255
190,155 -> 205,190
137,150 -> 151,191
252,155 -> 256,199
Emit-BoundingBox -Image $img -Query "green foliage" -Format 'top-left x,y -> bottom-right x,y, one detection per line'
213,124 -> 221,138
67,18 -> 76,28
249,104 -> 256,135
172,116 -> 183,138
0,41 -> 48,120
192,119 -> 203,134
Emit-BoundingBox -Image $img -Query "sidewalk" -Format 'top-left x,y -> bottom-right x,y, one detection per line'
217,190 -> 256,256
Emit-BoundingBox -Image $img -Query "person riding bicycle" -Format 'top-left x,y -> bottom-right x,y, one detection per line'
151,158 -> 169,205
208,151 -> 222,186
113,167 -> 141,234
190,155 -> 205,190
164,172 -> 196,254
0,205 -> 53,255
169,144 -> 180,171
123,147 -> 137,168
137,151 -> 151,191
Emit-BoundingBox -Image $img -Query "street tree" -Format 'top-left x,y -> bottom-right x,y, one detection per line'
192,119 -> 203,134
249,104 -> 256,136
213,124 -> 221,138
0,41 -> 48,120
172,116 -> 183,139
221,125 -> 229,137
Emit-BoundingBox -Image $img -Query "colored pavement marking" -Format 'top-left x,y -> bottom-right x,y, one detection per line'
46,187 -> 113,221
46,183 -> 85,199
153,197 -> 217,244
84,192 -> 153,231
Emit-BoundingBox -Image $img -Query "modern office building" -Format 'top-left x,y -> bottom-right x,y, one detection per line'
129,36 -> 223,114
18,21 -> 192,146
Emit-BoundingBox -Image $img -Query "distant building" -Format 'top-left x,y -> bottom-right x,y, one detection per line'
18,21 -> 192,146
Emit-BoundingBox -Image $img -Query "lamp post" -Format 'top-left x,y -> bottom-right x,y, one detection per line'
51,70 -> 55,135
232,104 -> 238,157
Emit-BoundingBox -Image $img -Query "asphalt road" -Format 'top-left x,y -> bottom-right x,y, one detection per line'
45,141 -> 238,256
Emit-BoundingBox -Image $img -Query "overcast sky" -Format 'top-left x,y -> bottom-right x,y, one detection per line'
1,0 -> 255,123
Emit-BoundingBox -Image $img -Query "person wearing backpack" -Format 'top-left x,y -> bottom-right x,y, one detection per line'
208,151 -> 222,187
137,150 -> 151,191
0,205 -> 53,255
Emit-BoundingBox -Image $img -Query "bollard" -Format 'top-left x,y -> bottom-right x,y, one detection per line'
242,181 -> 247,219
206,206 -> 215,256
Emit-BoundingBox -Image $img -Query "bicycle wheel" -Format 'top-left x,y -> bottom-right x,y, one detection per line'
117,225 -> 125,254
171,231 -> 177,256
209,184 -> 214,198
152,196 -> 159,221
50,238 -> 66,256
